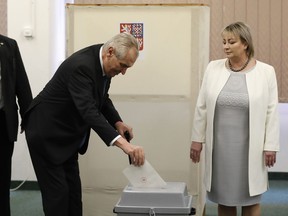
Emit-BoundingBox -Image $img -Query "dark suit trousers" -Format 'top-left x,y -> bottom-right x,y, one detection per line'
25,110 -> 83,216
0,109 -> 14,216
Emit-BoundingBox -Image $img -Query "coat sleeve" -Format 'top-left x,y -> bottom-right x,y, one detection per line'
13,39 -> 33,118
263,66 -> 280,151
191,62 -> 211,143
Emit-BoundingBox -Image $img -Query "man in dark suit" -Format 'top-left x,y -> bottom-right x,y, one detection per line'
23,33 -> 145,216
0,34 -> 32,216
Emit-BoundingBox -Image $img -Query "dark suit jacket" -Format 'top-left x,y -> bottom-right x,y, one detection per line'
23,44 -> 122,164
0,35 -> 32,142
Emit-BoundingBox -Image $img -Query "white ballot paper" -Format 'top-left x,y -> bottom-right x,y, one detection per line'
123,160 -> 167,188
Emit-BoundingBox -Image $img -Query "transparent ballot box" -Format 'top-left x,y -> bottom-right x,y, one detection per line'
114,182 -> 196,216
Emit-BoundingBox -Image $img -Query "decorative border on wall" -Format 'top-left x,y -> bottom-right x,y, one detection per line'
0,0 -> 7,35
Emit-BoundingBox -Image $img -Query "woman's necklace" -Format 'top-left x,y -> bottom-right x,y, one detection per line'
228,58 -> 250,72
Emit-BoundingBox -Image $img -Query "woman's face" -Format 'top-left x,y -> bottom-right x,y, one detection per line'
222,32 -> 247,59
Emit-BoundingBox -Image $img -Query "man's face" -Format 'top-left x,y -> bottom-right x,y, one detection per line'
103,47 -> 138,78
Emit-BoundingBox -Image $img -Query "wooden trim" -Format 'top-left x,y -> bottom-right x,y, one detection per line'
66,3 -> 209,7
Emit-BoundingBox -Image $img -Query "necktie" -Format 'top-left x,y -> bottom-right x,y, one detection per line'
103,76 -> 108,96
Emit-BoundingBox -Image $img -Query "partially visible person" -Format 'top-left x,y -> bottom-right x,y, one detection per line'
0,34 -> 33,216
190,22 -> 279,216
23,33 -> 145,216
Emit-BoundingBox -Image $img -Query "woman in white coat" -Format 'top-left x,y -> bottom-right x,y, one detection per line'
190,22 -> 279,216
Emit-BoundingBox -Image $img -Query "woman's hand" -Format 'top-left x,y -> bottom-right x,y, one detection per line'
190,141 -> 203,163
264,151 -> 276,168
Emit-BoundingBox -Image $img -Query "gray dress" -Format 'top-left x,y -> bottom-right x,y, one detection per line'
207,71 -> 261,206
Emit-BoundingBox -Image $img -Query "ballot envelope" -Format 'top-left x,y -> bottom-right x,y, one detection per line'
113,182 -> 196,216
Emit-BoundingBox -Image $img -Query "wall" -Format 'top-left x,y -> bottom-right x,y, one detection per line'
74,0 -> 288,102
270,103 -> 288,172
8,0 -> 69,181
3,0 -> 288,100
0,0 -> 7,34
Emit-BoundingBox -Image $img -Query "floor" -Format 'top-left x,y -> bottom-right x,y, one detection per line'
10,180 -> 288,216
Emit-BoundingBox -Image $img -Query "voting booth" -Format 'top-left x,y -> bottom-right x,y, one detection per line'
66,4 -> 210,216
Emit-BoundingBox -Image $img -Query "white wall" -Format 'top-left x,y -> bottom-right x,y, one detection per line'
8,0 -> 69,181
269,103 -> 288,172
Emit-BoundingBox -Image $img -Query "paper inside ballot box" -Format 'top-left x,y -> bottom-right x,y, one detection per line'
123,160 -> 167,188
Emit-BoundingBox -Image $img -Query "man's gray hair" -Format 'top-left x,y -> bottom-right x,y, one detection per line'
103,33 -> 139,59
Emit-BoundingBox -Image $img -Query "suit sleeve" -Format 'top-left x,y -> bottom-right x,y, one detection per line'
68,65 -> 120,145
13,39 -> 32,118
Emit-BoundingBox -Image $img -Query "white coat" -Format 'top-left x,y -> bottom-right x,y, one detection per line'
191,59 -> 280,196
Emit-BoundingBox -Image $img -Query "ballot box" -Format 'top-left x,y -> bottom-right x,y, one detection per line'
114,182 -> 195,216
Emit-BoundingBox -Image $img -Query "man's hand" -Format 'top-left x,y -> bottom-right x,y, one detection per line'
115,121 -> 134,140
114,136 -> 145,166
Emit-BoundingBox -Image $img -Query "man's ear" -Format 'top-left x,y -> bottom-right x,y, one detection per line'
107,47 -> 114,57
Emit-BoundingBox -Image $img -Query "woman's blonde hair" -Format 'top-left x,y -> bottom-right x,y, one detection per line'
222,22 -> 254,59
